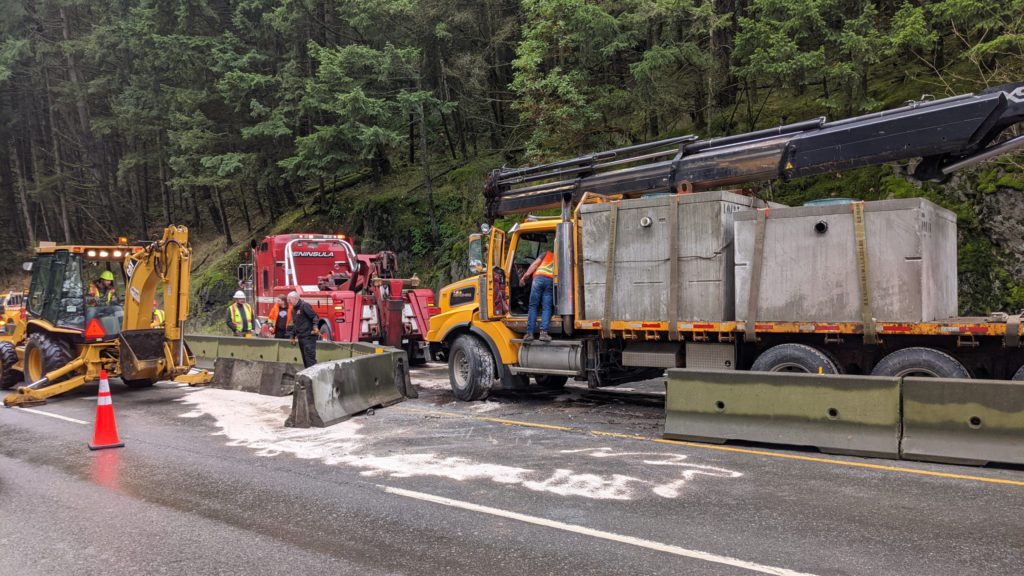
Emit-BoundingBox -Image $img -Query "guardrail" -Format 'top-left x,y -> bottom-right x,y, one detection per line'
665,369 -> 1024,466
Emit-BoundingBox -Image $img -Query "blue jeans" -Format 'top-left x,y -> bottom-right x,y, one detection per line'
527,275 -> 554,334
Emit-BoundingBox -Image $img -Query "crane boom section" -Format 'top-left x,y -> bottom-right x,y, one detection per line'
485,85 -> 1024,219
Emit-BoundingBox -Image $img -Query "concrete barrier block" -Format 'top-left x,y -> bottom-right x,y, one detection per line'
665,369 -> 901,458
286,351 -> 412,428
211,357 -> 297,396
901,377 -> 1024,466
185,335 -> 219,370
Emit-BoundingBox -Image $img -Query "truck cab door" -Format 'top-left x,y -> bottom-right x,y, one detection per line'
481,228 -> 508,321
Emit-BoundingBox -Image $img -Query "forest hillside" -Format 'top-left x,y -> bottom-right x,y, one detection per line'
1,0 -> 1022,315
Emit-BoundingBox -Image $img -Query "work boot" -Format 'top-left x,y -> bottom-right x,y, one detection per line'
522,333 -> 534,342
539,331 -> 552,342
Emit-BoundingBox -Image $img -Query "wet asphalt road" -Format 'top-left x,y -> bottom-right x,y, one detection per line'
2,364 -> 1023,576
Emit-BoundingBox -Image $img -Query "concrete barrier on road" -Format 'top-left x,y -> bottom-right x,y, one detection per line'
286,350 -> 414,428
211,357 -> 298,396
665,369 -> 901,458
901,377 -> 1024,466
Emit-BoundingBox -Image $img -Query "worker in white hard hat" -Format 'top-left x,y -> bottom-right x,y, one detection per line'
226,290 -> 255,337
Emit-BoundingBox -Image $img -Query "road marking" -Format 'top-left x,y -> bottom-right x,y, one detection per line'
14,407 -> 88,425
382,485 -> 818,576
396,406 -> 1024,488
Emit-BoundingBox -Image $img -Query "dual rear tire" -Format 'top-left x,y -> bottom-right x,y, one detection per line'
750,343 -> 973,379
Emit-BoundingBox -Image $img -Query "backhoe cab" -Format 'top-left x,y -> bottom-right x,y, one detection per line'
2,227 -> 209,407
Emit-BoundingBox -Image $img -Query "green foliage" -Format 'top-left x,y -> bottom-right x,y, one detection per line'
1,0 -> 1023,315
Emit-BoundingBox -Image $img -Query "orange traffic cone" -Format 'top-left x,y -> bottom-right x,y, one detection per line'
89,370 -> 124,450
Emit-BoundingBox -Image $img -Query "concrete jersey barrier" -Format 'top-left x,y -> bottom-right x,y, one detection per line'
665,369 -> 1024,467
901,377 -> 1024,466
664,369 -> 902,458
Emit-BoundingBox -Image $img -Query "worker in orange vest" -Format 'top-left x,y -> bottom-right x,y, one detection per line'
519,244 -> 556,342
267,294 -> 292,339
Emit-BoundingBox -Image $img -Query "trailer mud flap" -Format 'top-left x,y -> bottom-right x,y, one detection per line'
901,377 -> 1024,466
664,369 -> 901,458
286,353 -> 414,428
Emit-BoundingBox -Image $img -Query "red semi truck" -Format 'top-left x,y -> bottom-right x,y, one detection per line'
238,234 -> 437,364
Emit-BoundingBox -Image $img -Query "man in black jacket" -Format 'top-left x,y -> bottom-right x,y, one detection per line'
287,291 -> 320,368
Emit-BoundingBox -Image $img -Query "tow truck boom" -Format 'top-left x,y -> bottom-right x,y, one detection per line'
485,84 -> 1024,219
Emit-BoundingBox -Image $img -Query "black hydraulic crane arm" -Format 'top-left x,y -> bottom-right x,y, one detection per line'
484,83 -> 1024,220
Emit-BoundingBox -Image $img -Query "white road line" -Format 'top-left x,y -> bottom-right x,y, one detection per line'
381,485 -> 818,576
13,407 -> 88,425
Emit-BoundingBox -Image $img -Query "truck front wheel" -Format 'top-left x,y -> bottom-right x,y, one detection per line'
750,343 -> 840,374
870,347 -> 970,379
1011,364 -> 1024,381
448,335 -> 494,401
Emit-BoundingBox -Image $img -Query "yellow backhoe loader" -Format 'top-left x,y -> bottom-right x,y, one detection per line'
2,226 -> 211,407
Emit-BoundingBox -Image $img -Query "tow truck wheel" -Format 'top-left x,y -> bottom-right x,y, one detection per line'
1011,364 -> 1024,381
24,333 -> 74,385
0,341 -> 22,389
448,335 -> 493,401
870,347 -> 970,378
750,343 -> 840,374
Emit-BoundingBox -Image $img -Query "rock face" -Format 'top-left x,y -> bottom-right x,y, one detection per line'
945,170 -> 1024,315
977,187 -> 1024,279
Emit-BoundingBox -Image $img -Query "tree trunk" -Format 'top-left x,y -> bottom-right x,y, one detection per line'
158,136 -> 172,226
408,113 -> 416,164
239,187 -> 252,233
42,67 -> 72,242
419,101 -> 440,246
214,186 -> 233,245
10,141 -> 36,248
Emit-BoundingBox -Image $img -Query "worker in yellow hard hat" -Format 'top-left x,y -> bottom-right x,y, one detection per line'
152,301 -> 166,328
88,270 -> 119,306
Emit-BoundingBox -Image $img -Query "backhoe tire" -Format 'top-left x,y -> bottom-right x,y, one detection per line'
1011,364 -> 1024,381
534,374 -> 568,389
750,343 -> 840,374
0,341 -> 22,389
122,378 -> 154,389
448,335 -> 494,401
870,347 -> 970,379
24,333 -> 75,385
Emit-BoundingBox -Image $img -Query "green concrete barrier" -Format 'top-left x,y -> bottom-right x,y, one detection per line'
211,358 -> 298,396
286,350 -> 414,428
901,377 -> 1024,466
665,369 -> 901,458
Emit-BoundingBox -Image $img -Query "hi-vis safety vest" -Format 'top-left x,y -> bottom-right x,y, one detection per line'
229,302 -> 255,332
536,251 -> 555,278
89,283 -> 115,305
153,309 -> 166,325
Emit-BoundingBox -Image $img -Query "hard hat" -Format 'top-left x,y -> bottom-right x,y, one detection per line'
233,290 -> 246,299
100,270 -> 115,281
